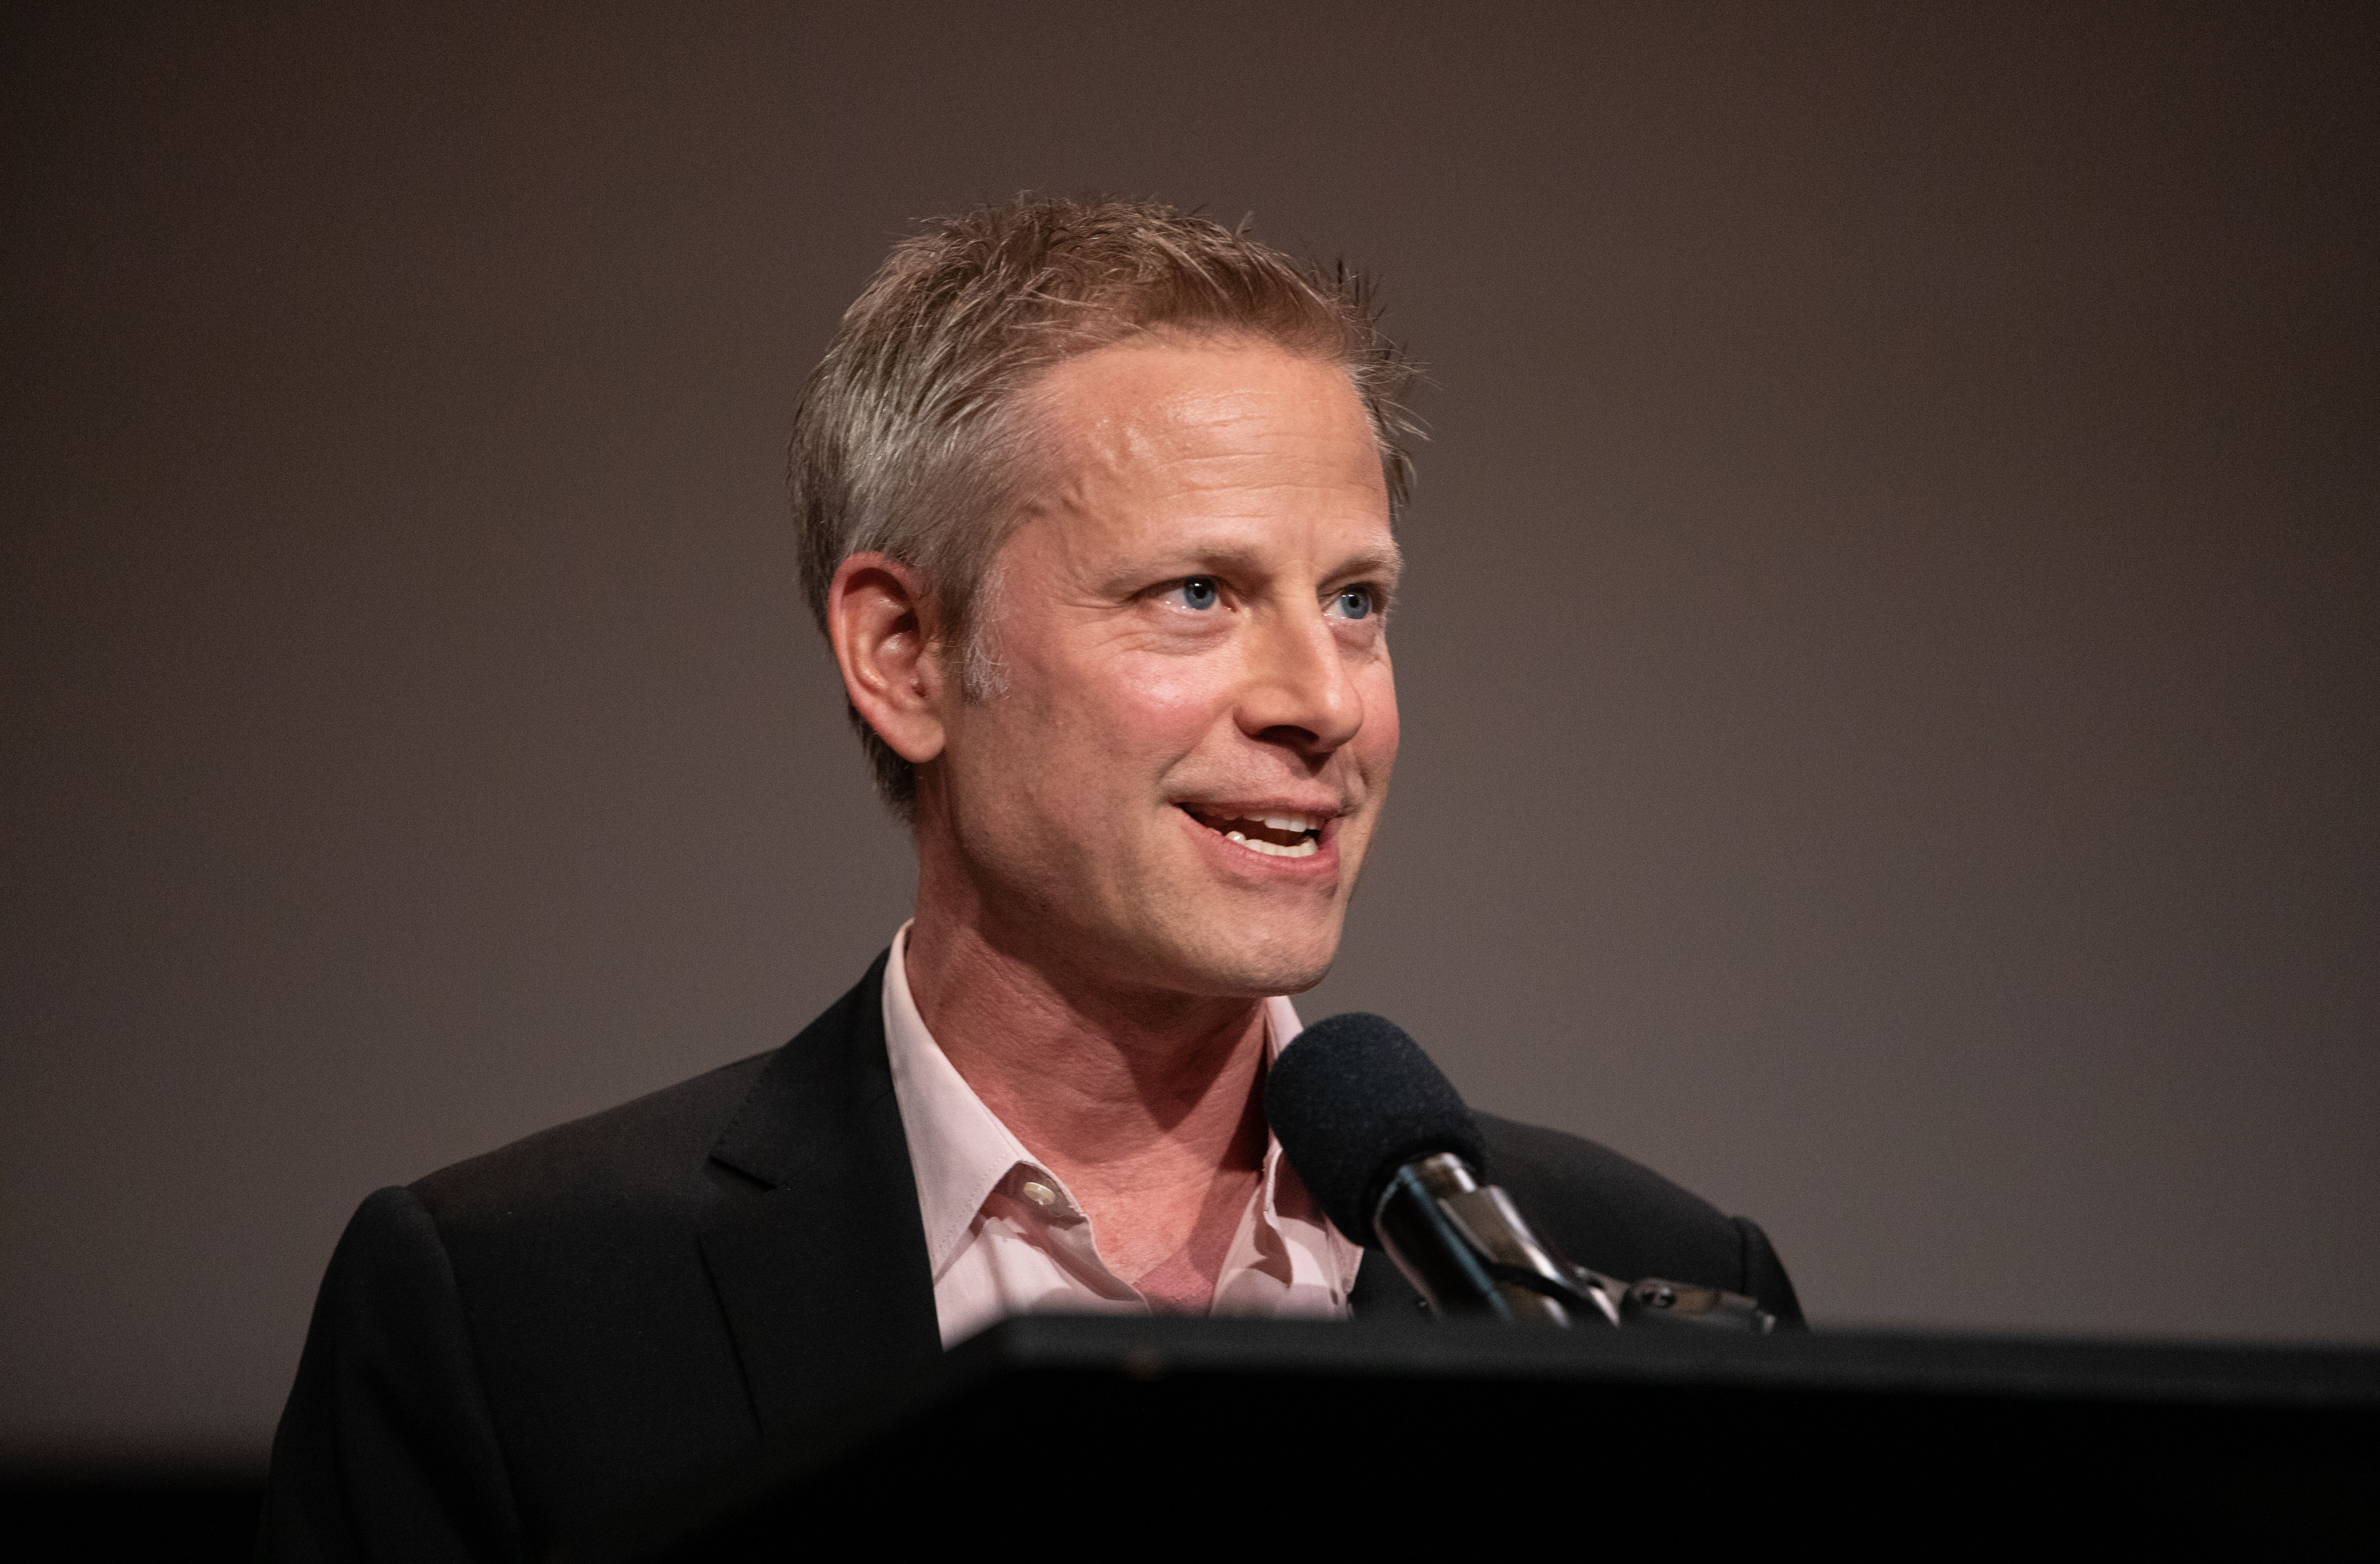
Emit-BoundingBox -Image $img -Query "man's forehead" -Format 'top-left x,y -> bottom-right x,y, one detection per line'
1033,341 -> 1378,465
1020,343 -> 1389,547
1023,464 -> 1397,584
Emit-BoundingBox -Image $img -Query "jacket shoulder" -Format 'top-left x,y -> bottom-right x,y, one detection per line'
1477,1112 -> 1803,1324
413,953 -> 892,1234
411,1050 -> 775,1233
1479,1114 -> 1732,1254
260,1184 -> 530,1563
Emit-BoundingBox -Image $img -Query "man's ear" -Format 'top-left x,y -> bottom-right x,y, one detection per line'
826,552 -> 949,764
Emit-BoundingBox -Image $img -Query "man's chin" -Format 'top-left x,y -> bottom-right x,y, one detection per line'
1141,918 -> 1342,1001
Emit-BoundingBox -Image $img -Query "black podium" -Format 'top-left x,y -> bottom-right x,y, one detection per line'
585,1316 -> 2378,1557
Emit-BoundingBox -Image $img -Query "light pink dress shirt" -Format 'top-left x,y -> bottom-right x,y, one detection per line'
880,922 -> 1364,1348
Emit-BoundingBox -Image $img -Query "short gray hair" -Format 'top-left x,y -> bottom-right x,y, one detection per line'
789,194 -> 1419,817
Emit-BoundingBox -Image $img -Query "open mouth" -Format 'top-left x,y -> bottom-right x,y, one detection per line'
1181,806 -> 1324,859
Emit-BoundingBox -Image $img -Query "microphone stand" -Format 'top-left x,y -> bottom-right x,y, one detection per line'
1375,1153 -> 1777,1333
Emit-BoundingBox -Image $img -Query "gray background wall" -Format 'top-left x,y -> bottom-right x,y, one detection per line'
5,1 -> 2374,1465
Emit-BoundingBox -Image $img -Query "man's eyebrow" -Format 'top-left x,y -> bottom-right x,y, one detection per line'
1131,541 -> 1404,583
1328,543 -> 1405,583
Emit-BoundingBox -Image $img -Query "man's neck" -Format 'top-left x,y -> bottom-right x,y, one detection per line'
901,904 -> 1272,1285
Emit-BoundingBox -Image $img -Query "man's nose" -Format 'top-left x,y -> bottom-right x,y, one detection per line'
1235,605 -> 1364,754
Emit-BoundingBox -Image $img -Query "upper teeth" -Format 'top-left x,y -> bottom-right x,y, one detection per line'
1260,813 -> 1318,832
1224,831 -> 1319,858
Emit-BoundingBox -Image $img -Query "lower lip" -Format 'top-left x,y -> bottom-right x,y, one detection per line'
1176,809 -> 1340,878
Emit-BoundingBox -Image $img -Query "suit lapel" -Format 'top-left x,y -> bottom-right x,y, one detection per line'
697,952 -> 942,1439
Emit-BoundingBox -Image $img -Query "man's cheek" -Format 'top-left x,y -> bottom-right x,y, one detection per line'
1357,680 -> 1401,770
1110,656 -> 1232,725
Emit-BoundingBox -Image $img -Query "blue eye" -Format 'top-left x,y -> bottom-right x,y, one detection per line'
1165,577 -> 1221,611
1331,586 -> 1375,620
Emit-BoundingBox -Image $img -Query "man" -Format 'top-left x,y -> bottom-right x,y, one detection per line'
260,196 -> 1802,1562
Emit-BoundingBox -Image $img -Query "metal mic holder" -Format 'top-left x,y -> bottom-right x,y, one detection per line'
1374,1153 -> 1776,1334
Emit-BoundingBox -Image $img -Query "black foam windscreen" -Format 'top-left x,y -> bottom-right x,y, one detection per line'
1265,1012 -> 1487,1247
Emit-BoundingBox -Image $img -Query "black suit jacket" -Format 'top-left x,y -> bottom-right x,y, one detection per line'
259,954 -> 1803,1561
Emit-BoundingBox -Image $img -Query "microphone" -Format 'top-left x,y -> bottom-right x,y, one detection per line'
1267,1013 -> 1773,1332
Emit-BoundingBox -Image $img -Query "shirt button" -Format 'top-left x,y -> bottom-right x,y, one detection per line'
1019,1180 -> 1058,1207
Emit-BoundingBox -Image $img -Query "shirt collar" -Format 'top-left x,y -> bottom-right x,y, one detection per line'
881,922 -> 1043,1279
